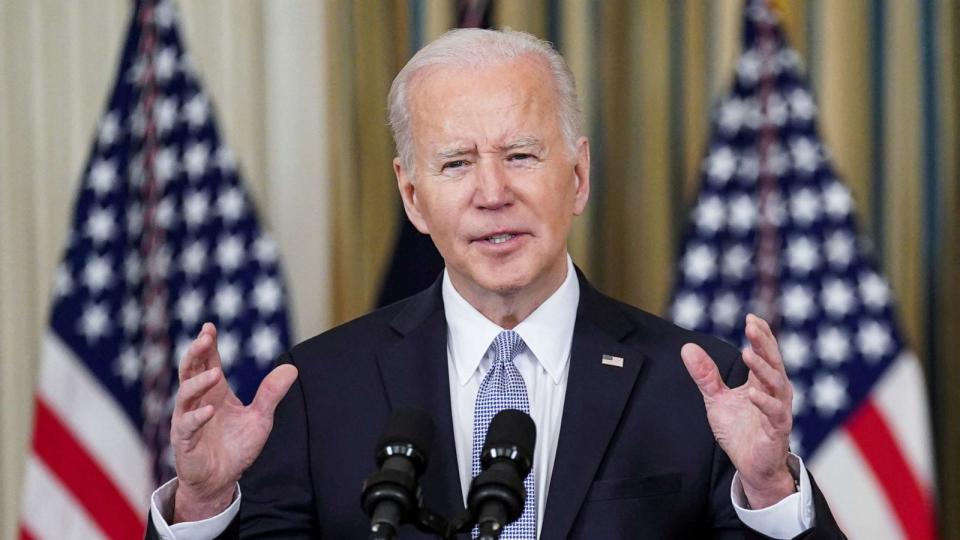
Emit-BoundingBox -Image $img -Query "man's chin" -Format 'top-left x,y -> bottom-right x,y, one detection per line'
462,267 -> 533,297
466,258 -> 566,298
476,277 -> 527,297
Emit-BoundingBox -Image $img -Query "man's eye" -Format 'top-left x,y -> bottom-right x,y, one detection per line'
508,153 -> 535,162
442,160 -> 468,171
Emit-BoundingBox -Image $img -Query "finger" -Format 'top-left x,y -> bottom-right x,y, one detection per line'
744,314 -> 785,374
251,364 -> 299,418
680,343 -> 729,400
744,314 -> 777,358
175,367 -> 222,414
197,322 -> 223,369
175,404 -> 215,442
178,325 -> 210,383
741,346 -> 789,399
200,321 -> 218,339
748,387 -> 791,432
178,324 -> 223,383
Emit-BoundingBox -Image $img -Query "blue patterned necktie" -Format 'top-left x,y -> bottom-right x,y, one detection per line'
472,330 -> 536,538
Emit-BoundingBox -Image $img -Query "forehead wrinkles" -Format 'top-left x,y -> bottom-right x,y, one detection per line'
409,59 -> 560,157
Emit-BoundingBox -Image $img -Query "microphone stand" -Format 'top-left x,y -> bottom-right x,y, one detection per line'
365,409 -> 533,539
414,507 -> 475,540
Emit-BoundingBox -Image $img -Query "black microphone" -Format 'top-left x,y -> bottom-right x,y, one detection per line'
467,409 -> 537,540
361,407 -> 435,540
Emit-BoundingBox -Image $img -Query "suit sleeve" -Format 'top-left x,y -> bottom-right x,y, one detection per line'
786,473 -> 846,540
233,352 -> 317,537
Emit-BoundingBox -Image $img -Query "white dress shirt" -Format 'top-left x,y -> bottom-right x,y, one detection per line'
151,255 -> 814,539
443,255 -> 579,538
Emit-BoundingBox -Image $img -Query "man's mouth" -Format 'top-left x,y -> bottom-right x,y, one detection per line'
486,233 -> 516,244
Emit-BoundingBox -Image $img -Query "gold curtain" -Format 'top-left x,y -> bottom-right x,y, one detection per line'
328,1 -> 406,322
326,0 -> 458,323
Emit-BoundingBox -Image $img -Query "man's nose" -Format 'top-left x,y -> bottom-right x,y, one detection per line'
472,159 -> 513,210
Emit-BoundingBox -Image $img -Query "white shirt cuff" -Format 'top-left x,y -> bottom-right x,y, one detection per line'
730,453 -> 816,539
149,477 -> 241,540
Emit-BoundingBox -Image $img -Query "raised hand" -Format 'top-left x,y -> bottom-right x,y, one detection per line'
171,322 -> 298,522
680,313 -> 796,509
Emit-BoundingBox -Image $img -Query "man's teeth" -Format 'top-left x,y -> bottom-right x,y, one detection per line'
487,233 -> 515,244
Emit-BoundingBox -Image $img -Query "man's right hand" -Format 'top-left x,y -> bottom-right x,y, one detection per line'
171,322 -> 299,523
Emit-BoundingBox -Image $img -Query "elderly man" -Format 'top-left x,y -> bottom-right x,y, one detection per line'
148,29 -> 843,539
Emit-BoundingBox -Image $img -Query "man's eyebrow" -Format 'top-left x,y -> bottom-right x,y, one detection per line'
434,146 -> 474,160
497,137 -> 544,151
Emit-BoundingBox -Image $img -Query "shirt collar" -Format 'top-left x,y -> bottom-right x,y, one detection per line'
443,255 -> 580,386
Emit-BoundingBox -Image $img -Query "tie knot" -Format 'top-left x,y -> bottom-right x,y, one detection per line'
492,330 -> 526,364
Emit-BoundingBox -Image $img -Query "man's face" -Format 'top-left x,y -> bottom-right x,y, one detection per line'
395,55 -> 590,304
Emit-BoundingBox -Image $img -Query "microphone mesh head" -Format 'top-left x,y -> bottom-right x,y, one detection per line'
376,406 -> 435,464
482,409 -> 536,468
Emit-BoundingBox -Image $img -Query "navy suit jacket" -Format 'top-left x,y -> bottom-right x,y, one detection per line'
148,272 -> 844,539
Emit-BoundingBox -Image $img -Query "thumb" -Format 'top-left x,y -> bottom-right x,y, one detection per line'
680,343 -> 727,400
251,364 -> 299,417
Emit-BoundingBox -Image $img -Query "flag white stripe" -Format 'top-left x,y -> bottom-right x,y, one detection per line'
38,332 -> 153,510
871,352 -> 937,490
21,456 -> 107,540
810,429 -> 906,540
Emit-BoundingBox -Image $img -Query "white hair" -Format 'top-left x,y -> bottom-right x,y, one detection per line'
387,28 -> 582,174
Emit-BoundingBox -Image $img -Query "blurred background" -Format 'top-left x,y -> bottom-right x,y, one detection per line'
0,0 -> 956,538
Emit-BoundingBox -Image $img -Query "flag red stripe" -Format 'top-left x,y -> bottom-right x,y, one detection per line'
846,399 -> 936,540
32,398 -> 146,540
18,525 -> 37,540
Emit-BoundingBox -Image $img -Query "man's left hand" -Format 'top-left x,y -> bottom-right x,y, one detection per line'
681,313 -> 797,509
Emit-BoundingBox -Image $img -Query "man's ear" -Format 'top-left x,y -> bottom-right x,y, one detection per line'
395,157 -> 430,234
572,136 -> 591,216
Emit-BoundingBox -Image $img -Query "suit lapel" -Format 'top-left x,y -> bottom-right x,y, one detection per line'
374,271 -> 647,536
540,274 -> 645,539
376,280 -> 466,520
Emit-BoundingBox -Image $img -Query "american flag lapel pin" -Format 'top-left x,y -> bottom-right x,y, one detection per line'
601,354 -> 624,368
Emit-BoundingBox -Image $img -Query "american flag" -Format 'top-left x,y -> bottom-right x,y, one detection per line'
19,1 -> 292,538
669,1 -> 936,538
